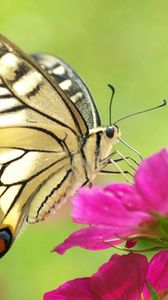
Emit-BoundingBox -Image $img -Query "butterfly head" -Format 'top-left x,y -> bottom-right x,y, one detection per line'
87,124 -> 120,167
100,124 -> 120,160
105,125 -> 119,139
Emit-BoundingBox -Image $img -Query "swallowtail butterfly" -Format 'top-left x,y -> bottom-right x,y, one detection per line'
0,35 -> 120,257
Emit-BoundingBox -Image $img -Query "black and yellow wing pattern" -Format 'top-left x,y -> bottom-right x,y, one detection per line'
32,53 -> 101,129
0,35 -> 120,258
0,35 -> 92,257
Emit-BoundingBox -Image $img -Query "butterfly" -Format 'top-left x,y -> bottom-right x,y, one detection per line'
0,35 -> 120,258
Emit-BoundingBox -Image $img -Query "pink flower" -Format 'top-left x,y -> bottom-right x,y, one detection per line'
54,148 -> 168,254
44,251 -> 168,299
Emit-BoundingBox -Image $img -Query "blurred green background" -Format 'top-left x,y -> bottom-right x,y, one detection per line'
0,1 -> 168,299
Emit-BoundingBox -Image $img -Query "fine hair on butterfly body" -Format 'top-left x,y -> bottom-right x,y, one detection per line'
0,35 -> 120,258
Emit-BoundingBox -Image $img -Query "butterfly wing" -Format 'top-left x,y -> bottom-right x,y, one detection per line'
32,53 -> 101,129
0,35 -> 88,257
0,122 -> 80,257
0,35 -> 88,135
0,122 -> 79,219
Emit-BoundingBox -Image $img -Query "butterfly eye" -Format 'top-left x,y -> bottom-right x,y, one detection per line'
0,228 -> 13,258
105,126 -> 115,138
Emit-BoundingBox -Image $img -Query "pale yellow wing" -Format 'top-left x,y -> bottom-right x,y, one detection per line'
0,34 -> 88,257
0,35 -> 88,136
0,123 -> 79,257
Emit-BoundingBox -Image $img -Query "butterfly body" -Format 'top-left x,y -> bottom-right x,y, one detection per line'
0,35 -> 119,257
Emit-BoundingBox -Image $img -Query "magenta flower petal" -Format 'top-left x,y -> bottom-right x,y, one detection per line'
44,278 -> 92,300
143,250 -> 168,299
72,185 -> 149,227
135,148 -> 168,214
55,148 -> 168,253
44,254 -> 148,300
55,184 -> 150,254
54,226 -> 122,254
90,253 -> 148,300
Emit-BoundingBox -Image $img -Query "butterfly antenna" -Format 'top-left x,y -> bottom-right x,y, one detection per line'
119,137 -> 143,161
108,84 -> 115,125
114,99 -> 167,125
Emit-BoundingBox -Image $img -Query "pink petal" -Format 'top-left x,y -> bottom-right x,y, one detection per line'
135,148 -> 168,214
55,149 -> 168,255
44,278 -> 93,300
54,226 -> 122,254
143,251 -> 168,299
72,185 -> 150,228
44,254 -> 148,300
55,185 -> 151,254
104,184 -> 148,213
90,253 -> 148,300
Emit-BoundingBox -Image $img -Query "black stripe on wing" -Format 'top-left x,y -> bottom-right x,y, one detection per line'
0,78 -> 83,134
0,78 -> 27,116
0,35 -> 88,136
34,168 -> 72,221
32,54 -> 101,129
0,147 -> 70,223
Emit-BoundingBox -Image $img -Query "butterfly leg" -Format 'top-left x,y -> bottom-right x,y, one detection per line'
112,150 -> 138,171
100,169 -> 133,177
113,155 -> 139,167
99,150 -> 134,183
100,150 -> 138,171
100,160 -> 133,183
